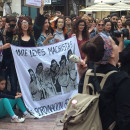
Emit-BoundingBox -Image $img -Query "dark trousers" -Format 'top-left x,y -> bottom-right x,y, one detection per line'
3,60 -> 18,95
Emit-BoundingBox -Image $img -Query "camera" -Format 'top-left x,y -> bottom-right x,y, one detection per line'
122,28 -> 129,38
113,28 -> 129,38
113,30 -> 122,37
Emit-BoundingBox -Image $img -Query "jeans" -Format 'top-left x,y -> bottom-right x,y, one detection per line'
0,98 -> 26,118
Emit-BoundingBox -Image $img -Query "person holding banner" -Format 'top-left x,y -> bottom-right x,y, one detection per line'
0,76 -> 35,123
12,16 -> 36,47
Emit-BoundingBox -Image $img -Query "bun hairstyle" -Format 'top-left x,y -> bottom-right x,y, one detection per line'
82,35 -> 105,62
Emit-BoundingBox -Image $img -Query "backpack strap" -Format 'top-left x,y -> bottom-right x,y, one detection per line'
83,69 -> 104,94
100,71 -> 117,89
82,69 -> 92,94
82,69 -> 117,94
87,72 -> 105,77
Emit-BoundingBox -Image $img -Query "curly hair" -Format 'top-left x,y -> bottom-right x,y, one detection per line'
18,16 -> 33,36
71,19 -> 89,41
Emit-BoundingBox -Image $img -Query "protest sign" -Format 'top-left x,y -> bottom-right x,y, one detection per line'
11,36 -> 80,118
24,0 -> 51,7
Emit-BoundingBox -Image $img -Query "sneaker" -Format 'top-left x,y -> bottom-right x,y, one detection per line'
23,113 -> 36,119
11,116 -> 25,123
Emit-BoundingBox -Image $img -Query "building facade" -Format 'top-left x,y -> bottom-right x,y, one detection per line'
0,0 -> 86,18
21,0 -> 86,18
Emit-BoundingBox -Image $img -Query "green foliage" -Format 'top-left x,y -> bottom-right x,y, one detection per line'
12,12 -> 19,17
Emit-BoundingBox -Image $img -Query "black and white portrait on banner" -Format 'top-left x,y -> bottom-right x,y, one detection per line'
28,49 -> 78,101
11,36 -> 80,117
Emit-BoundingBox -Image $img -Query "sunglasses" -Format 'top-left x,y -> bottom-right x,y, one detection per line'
98,24 -> 104,26
21,22 -> 29,25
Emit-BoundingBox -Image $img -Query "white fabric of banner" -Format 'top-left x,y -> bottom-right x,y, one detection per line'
11,36 -> 80,118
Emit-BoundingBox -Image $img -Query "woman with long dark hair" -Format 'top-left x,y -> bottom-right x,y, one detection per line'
71,19 -> 89,59
36,16 -> 55,46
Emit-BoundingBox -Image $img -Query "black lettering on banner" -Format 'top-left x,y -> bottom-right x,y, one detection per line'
58,45 -> 62,53
34,108 -> 41,116
30,49 -> 46,57
48,47 -> 53,55
64,43 -> 68,51
70,41 -> 73,49
61,43 -> 65,51
34,99 -> 70,116
68,41 -> 72,50
64,99 -> 70,108
48,40 -> 74,55
41,49 -> 46,56
37,49 -> 42,56
16,49 -> 28,56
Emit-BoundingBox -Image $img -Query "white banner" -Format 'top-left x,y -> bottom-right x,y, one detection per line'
25,0 -> 51,7
11,36 -> 80,118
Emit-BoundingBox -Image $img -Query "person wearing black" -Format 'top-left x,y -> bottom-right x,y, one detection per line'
110,13 -> 119,33
12,16 -> 36,47
119,44 -> 130,76
2,1 -> 45,95
2,15 -> 18,95
78,33 -> 130,130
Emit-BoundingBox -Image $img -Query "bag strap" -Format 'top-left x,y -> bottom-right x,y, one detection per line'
93,67 -> 102,93
83,69 -> 117,94
100,70 -> 117,89
83,69 -> 104,94
82,69 -> 92,94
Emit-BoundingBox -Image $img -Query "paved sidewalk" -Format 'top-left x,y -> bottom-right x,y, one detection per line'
0,111 -> 64,130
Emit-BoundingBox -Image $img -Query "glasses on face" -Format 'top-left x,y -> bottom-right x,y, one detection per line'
98,24 -> 104,27
21,22 -> 29,25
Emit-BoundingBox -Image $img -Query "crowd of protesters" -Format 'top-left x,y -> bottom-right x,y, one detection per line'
0,0 -> 130,129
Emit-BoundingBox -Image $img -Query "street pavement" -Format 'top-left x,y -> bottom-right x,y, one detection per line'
0,111 -> 64,130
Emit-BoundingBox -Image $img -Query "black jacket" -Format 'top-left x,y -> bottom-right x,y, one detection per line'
0,89 -> 16,99
119,44 -> 130,76
78,63 -> 130,130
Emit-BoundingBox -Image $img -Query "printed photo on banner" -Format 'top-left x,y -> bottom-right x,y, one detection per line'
28,49 -> 78,101
11,36 -> 80,118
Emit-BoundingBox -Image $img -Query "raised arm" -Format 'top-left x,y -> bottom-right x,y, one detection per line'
33,0 -> 45,41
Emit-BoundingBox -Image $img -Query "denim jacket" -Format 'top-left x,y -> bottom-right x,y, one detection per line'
36,33 -> 55,46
